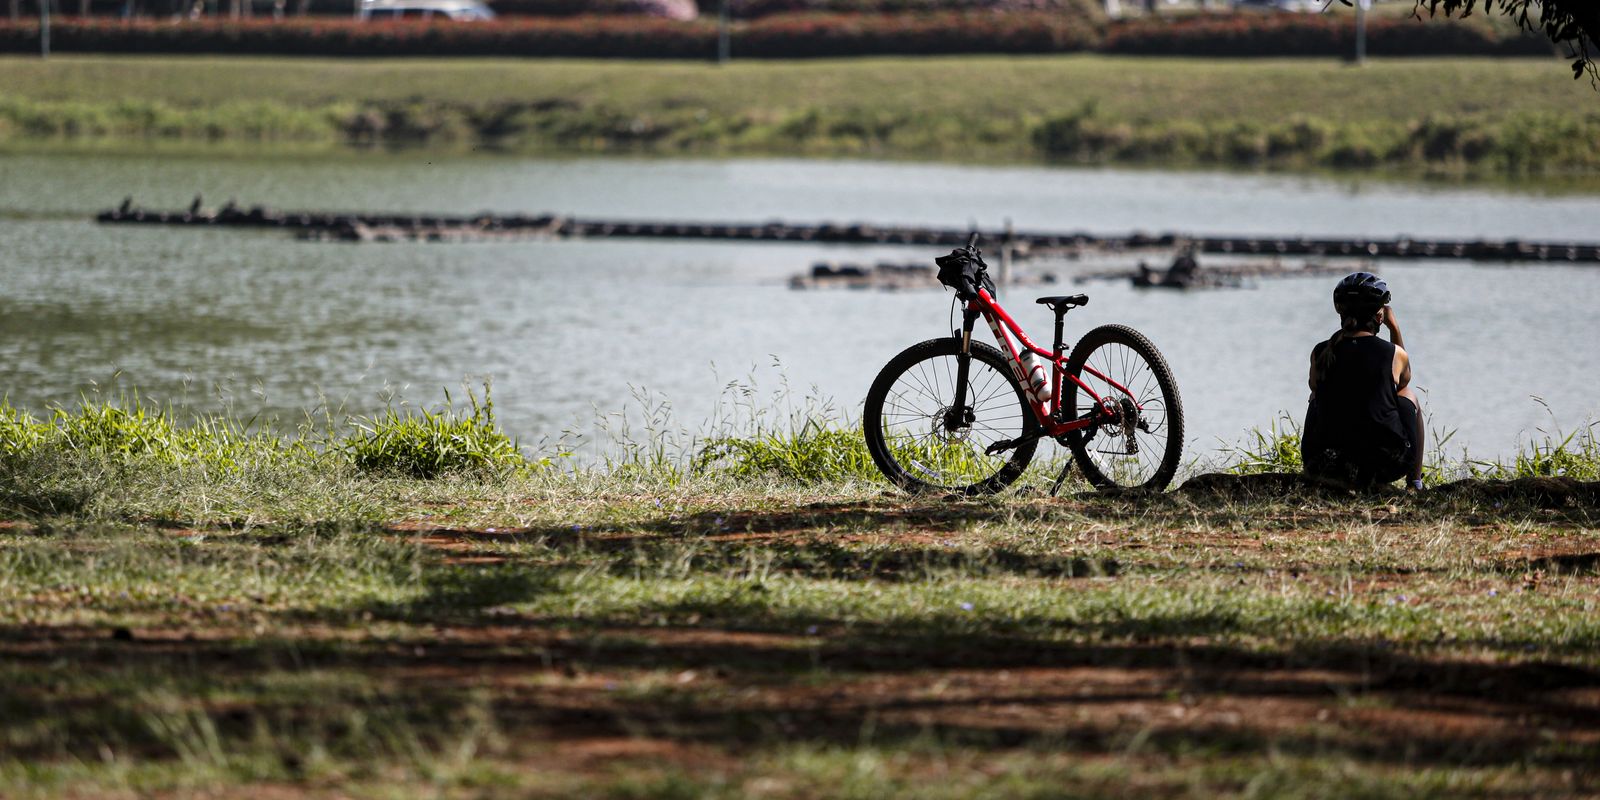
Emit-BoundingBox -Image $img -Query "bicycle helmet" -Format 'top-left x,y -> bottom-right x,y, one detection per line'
1332,271 -> 1390,316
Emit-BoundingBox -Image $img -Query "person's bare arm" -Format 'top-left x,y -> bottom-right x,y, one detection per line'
1381,305 -> 1405,350
1394,346 -> 1411,391
1380,307 -> 1411,388
1308,342 -> 1324,393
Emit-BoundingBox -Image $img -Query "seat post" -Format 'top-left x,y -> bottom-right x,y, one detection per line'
1034,295 -> 1087,359
1052,306 -> 1067,360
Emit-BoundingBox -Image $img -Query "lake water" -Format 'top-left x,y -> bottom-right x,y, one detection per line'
3,150 -> 1599,467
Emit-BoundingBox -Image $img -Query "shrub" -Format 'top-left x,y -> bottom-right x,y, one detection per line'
0,13 -> 1101,58
1470,424 -> 1600,481
491,0 -> 698,20
693,420 -> 881,484
1225,416 -> 1304,476
1102,13 -> 1553,57
0,9 -> 1555,59
1266,116 -> 1332,159
0,404 -> 49,462
738,11 -> 1099,57
0,17 -> 719,58
1031,100 -> 1103,159
0,400 -> 312,515
718,0 -> 1103,21
343,390 -> 524,479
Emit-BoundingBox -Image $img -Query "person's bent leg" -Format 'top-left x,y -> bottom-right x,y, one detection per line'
1397,389 -> 1424,487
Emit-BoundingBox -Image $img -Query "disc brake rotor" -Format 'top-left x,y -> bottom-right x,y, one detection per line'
933,405 -> 975,443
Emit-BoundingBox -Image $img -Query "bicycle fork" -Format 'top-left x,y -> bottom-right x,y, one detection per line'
944,308 -> 981,433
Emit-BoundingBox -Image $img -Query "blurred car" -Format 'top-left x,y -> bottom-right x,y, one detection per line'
358,0 -> 496,21
1230,0 -> 1324,11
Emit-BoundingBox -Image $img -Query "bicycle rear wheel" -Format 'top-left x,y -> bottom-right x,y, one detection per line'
1061,324 -> 1184,491
864,337 -> 1038,495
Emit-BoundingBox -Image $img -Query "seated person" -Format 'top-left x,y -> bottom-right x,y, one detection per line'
1301,272 -> 1425,490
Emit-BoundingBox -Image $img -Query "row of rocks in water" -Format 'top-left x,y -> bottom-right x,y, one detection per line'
97,198 -> 1600,262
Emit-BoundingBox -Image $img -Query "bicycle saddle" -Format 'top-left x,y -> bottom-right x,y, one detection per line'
1036,294 -> 1089,311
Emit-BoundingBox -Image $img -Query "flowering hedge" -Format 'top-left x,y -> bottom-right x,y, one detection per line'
0,17 -> 716,56
0,13 -> 1099,57
0,12 -> 1557,58
1102,13 -> 1554,58
490,0 -> 698,21
716,0 -> 1103,21
736,11 -> 1099,57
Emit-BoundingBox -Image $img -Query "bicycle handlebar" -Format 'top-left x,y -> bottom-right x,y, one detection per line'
966,233 -> 985,268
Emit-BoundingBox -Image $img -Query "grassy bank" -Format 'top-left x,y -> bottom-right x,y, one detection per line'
1,55 -> 1596,173
3,398 -> 1599,797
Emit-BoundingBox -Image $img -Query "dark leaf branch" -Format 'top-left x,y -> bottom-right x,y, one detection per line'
1413,0 -> 1598,83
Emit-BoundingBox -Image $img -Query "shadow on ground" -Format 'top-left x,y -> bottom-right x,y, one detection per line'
3,602 -> 1598,774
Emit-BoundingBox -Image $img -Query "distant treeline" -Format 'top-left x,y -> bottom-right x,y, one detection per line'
0,13 -> 1553,59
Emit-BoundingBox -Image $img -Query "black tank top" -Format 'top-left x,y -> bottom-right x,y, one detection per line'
1302,335 -> 1409,472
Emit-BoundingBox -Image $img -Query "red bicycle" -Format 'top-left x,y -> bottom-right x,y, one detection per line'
864,235 -> 1184,494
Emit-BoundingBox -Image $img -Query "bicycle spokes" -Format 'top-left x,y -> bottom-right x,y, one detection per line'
865,339 -> 1039,494
868,238 -> 1182,494
1064,326 -> 1183,491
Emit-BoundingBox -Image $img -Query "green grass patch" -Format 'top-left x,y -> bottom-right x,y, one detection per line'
694,419 -> 881,484
344,386 -> 526,479
1469,421 -> 1600,481
0,55 -> 1594,173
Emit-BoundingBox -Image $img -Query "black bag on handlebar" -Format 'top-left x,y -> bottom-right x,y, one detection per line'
935,249 -> 995,302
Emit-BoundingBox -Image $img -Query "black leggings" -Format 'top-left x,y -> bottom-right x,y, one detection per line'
1374,395 -> 1423,484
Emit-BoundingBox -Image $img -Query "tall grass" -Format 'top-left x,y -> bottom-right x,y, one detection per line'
1225,405 -> 1600,487
695,419 -> 881,484
0,395 -> 314,516
343,386 -> 524,479
0,386 -> 531,518
1469,422 -> 1600,481
1221,414 -> 1304,476
5,384 -> 1598,525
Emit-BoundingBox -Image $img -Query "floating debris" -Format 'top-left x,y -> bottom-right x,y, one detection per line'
1075,255 -> 1360,290
789,261 -> 1061,291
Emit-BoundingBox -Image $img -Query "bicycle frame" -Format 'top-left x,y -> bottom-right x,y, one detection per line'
964,287 -> 1141,438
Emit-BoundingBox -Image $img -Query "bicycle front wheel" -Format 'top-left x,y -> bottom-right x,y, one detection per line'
1061,324 -> 1184,492
864,337 -> 1038,495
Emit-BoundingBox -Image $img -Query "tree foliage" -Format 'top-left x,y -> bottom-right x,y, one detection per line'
1413,1 -> 1598,81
